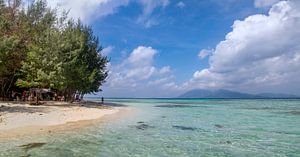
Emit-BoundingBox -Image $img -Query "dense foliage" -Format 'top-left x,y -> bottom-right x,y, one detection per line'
0,0 -> 108,100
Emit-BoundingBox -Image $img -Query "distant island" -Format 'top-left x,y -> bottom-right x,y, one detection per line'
178,89 -> 299,99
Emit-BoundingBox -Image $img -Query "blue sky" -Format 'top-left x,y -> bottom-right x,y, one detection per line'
93,0 -> 262,81
25,0 -> 300,97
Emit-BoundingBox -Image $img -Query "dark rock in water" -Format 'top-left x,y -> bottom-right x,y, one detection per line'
243,107 -> 276,110
289,111 -> 300,115
130,123 -> 154,130
19,142 -> 46,151
219,141 -> 232,144
136,124 -> 154,130
161,116 -> 166,118
226,141 -> 232,144
274,131 -> 286,134
155,104 -> 198,108
172,125 -> 197,131
274,131 -> 295,135
276,111 -> 300,115
214,124 -> 224,128
137,121 -> 145,124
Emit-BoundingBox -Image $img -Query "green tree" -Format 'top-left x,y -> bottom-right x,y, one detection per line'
58,21 -> 108,100
17,1 -> 108,101
0,0 -> 27,100
0,0 -> 109,101
16,0 -> 62,88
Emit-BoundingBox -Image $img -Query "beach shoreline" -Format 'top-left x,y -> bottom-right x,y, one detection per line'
0,101 -> 130,141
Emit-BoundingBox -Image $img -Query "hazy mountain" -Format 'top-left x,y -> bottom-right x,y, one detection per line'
178,89 -> 299,98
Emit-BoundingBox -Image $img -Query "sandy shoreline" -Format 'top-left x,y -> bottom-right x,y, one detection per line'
0,101 -> 128,141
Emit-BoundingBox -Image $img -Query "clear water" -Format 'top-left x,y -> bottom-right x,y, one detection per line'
0,99 -> 300,157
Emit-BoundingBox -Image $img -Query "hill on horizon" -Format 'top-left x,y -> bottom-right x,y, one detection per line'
178,89 -> 299,99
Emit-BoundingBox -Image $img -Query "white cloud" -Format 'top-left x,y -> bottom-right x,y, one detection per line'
177,1 -> 186,8
148,76 -> 173,86
104,46 -> 176,96
25,0 -> 169,26
102,46 -> 181,97
101,46 -> 114,56
186,0 -> 300,94
137,0 -> 170,28
158,66 -> 171,75
254,0 -> 281,8
198,49 -> 213,59
24,0 -> 129,23
127,46 -> 157,66
126,66 -> 156,80
162,82 -> 183,91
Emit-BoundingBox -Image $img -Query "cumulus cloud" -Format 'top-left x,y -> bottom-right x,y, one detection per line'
148,76 -> 173,86
127,46 -> 157,66
25,0 -> 169,26
254,0 -> 281,8
186,0 -> 300,94
25,0 -> 129,23
105,46 -> 174,96
158,66 -> 171,75
137,0 -> 170,28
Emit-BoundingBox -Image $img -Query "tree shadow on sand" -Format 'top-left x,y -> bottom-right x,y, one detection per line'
42,101 -> 127,108
0,105 -> 48,114
0,101 -> 126,114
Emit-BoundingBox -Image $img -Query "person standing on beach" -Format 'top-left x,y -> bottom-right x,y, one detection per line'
101,97 -> 104,104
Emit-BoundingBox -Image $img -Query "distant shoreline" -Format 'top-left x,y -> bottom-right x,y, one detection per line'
0,101 -> 130,141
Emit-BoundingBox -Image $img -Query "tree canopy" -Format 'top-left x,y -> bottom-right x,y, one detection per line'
0,0 -> 108,100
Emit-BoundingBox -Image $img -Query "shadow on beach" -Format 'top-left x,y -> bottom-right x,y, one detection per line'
43,101 -> 127,108
0,105 -> 48,114
0,101 -> 126,114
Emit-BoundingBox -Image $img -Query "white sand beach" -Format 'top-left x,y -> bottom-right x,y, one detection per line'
0,101 -> 127,140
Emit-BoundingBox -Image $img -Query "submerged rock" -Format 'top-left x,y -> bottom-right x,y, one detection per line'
219,141 -> 232,144
19,142 -> 46,151
155,104 -> 199,108
226,141 -> 232,144
289,111 -> 300,115
243,107 -> 275,110
136,124 -> 154,130
214,124 -> 224,128
172,125 -> 198,131
130,122 -> 154,130
275,111 -> 300,115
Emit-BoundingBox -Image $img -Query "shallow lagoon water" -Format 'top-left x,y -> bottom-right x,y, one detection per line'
0,99 -> 300,157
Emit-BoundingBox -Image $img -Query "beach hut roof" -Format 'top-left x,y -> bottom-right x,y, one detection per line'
30,88 -> 52,93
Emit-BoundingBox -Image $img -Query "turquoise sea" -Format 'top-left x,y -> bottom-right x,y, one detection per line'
0,99 -> 300,157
